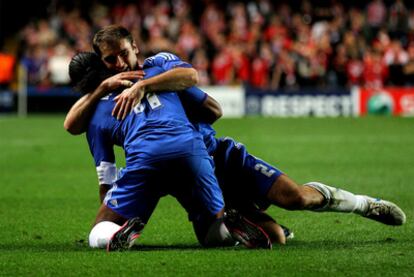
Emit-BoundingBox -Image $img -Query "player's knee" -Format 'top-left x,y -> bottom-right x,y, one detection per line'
88,221 -> 121,248
268,182 -> 308,210
276,195 -> 307,210
288,190 -> 309,210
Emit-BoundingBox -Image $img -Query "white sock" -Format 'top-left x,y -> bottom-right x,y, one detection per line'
88,221 -> 121,248
204,218 -> 236,247
305,182 -> 368,214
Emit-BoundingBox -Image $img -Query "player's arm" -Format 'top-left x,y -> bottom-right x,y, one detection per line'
139,67 -> 198,92
112,73 -> 222,123
64,88 -> 107,135
199,94 -> 223,124
144,52 -> 222,123
181,86 -> 223,124
86,128 -> 117,202
64,71 -> 143,135
113,52 -> 200,119
112,67 -> 198,120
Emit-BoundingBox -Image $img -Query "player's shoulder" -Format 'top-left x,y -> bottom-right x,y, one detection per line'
90,97 -> 116,127
144,52 -> 181,66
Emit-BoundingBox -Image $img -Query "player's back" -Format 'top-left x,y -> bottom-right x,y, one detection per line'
144,53 -> 219,156
88,66 -> 207,171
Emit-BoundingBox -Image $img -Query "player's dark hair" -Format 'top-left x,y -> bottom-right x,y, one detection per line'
93,25 -> 133,57
69,52 -> 112,95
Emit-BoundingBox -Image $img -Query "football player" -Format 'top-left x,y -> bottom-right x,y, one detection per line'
69,51 -> 277,251
66,25 -> 406,249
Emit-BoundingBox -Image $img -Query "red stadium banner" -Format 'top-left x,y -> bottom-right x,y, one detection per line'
357,87 -> 414,116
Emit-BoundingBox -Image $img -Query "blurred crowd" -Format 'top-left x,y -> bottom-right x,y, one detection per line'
2,0 -> 414,91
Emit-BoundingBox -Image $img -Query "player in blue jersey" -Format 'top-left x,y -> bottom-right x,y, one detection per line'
69,51 -> 274,251
112,38 -> 405,231
66,25 -> 406,249
143,55 -> 406,228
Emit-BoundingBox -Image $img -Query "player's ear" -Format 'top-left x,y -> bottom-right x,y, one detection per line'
132,41 -> 139,55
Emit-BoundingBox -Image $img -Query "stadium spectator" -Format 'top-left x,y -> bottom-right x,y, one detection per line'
363,47 -> 389,89
388,0 -> 409,40
211,46 -> 234,85
231,44 -> 250,84
346,49 -> 364,87
330,44 -> 348,87
366,0 -> 387,40
47,41 -> 73,85
191,48 -> 211,86
383,39 -> 409,85
20,46 -> 49,86
402,42 -> 414,85
271,49 -> 297,90
175,20 -> 202,60
249,42 -> 272,89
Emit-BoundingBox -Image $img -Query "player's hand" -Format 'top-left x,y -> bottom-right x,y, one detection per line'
101,70 -> 145,91
112,83 -> 146,120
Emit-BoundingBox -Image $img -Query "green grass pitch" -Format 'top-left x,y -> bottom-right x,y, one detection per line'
0,116 -> 413,276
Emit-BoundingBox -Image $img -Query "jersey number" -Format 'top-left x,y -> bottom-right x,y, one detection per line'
254,163 -> 275,177
133,93 -> 162,114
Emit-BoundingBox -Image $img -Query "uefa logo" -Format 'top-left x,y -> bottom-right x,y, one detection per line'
367,91 -> 394,115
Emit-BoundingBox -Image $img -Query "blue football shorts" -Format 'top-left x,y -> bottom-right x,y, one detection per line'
212,136 -> 284,211
105,155 -> 225,221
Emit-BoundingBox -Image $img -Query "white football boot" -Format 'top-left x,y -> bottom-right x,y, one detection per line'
362,196 -> 406,226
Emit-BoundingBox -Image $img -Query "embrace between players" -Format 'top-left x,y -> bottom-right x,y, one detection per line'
65,25 -> 406,251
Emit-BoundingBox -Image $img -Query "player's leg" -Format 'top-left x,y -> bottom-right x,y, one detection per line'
88,203 -> 128,249
190,209 -> 273,249
302,181 -> 406,225
210,137 -> 291,246
157,157 -> 234,247
186,155 -> 226,219
89,169 -> 160,250
190,207 -> 291,247
185,155 -> 274,248
267,176 -> 406,225
266,175 -> 324,210
214,137 -> 405,226
168,155 -> 272,249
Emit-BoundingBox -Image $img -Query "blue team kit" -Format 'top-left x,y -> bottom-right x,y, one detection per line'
87,52 -> 283,221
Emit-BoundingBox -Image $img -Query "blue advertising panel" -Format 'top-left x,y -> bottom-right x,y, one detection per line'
245,85 -> 354,117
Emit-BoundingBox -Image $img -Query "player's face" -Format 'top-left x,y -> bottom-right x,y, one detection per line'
99,38 -> 139,72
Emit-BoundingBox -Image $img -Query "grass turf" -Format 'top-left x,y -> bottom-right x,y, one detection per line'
0,116 -> 413,276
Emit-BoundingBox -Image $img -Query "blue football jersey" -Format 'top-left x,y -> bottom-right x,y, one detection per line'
144,52 -> 218,154
86,66 -> 207,175
143,52 -> 193,70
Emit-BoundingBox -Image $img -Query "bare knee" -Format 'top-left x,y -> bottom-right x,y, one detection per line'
281,189 -> 309,210
267,175 -> 312,210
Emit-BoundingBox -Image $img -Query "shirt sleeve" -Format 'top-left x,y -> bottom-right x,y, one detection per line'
179,86 -> 208,106
143,52 -> 193,71
86,125 -> 117,185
